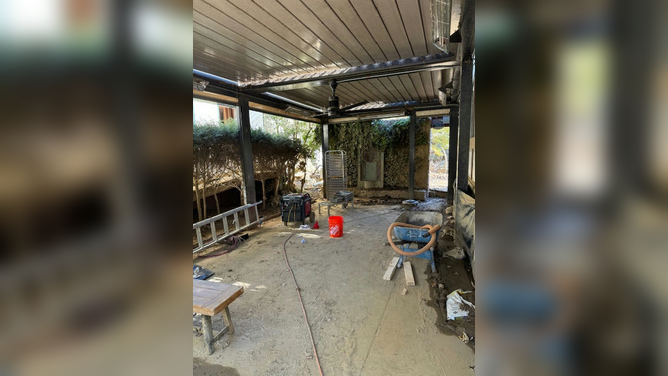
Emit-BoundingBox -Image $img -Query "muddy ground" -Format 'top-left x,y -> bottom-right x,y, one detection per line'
429,235 -> 476,350
194,357 -> 241,376
193,201 -> 474,375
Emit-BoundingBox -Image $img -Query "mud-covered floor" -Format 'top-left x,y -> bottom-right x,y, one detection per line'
429,236 -> 476,351
193,202 -> 474,375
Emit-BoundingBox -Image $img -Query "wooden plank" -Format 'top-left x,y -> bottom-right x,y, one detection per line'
193,280 -> 245,316
194,289 -> 234,304
193,90 -> 238,105
404,261 -> 415,286
193,295 -> 210,307
193,279 -> 227,290
202,315 -> 214,354
383,257 -> 400,280
222,306 -> 235,335
208,287 -> 244,315
193,286 -> 226,299
212,325 -> 229,342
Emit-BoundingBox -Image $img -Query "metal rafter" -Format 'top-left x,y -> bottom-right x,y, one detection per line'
239,53 -> 458,92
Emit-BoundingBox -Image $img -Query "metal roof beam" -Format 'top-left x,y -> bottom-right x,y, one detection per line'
324,100 -> 458,123
240,53 -> 458,92
194,75 -> 321,123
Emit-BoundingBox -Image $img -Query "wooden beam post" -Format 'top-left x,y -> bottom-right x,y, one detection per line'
202,315 -> 214,354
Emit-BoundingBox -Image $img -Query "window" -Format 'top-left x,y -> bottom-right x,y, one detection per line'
192,99 -> 236,126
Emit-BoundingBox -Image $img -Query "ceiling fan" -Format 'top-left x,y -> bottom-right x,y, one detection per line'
319,79 -> 368,118
283,79 -> 410,121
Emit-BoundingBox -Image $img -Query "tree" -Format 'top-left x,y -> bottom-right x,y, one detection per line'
430,128 -> 450,173
263,114 -> 319,194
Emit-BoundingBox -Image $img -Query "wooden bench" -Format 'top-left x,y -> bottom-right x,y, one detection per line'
193,279 -> 244,354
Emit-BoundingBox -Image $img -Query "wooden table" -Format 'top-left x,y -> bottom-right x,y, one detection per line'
193,279 -> 244,354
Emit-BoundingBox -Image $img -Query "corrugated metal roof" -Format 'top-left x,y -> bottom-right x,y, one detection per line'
194,0 -> 460,109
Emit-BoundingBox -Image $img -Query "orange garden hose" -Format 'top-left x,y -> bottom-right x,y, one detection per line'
386,223 -> 441,256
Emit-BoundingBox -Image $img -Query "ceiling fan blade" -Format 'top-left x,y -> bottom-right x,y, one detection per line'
284,105 -> 324,118
339,100 -> 369,112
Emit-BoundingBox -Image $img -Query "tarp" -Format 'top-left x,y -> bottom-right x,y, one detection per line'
454,188 -> 475,279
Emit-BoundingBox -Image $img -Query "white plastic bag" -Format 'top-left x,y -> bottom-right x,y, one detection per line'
446,289 -> 475,320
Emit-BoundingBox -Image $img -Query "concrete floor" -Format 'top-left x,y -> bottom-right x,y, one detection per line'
193,204 -> 474,376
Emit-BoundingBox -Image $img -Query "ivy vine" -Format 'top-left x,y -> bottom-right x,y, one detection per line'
327,118 -> 431,188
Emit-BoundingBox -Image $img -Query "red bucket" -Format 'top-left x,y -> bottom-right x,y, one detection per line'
328,216 -> 344,237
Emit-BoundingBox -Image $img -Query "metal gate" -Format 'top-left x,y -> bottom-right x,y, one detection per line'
325,150 -> 346,199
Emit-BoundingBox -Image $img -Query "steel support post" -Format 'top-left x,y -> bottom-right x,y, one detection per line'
456,0 -> 475,193
448,107 -> 459,203
320,122 -> 329,199
457,61 -> 473,192
238,98 -> 257,210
